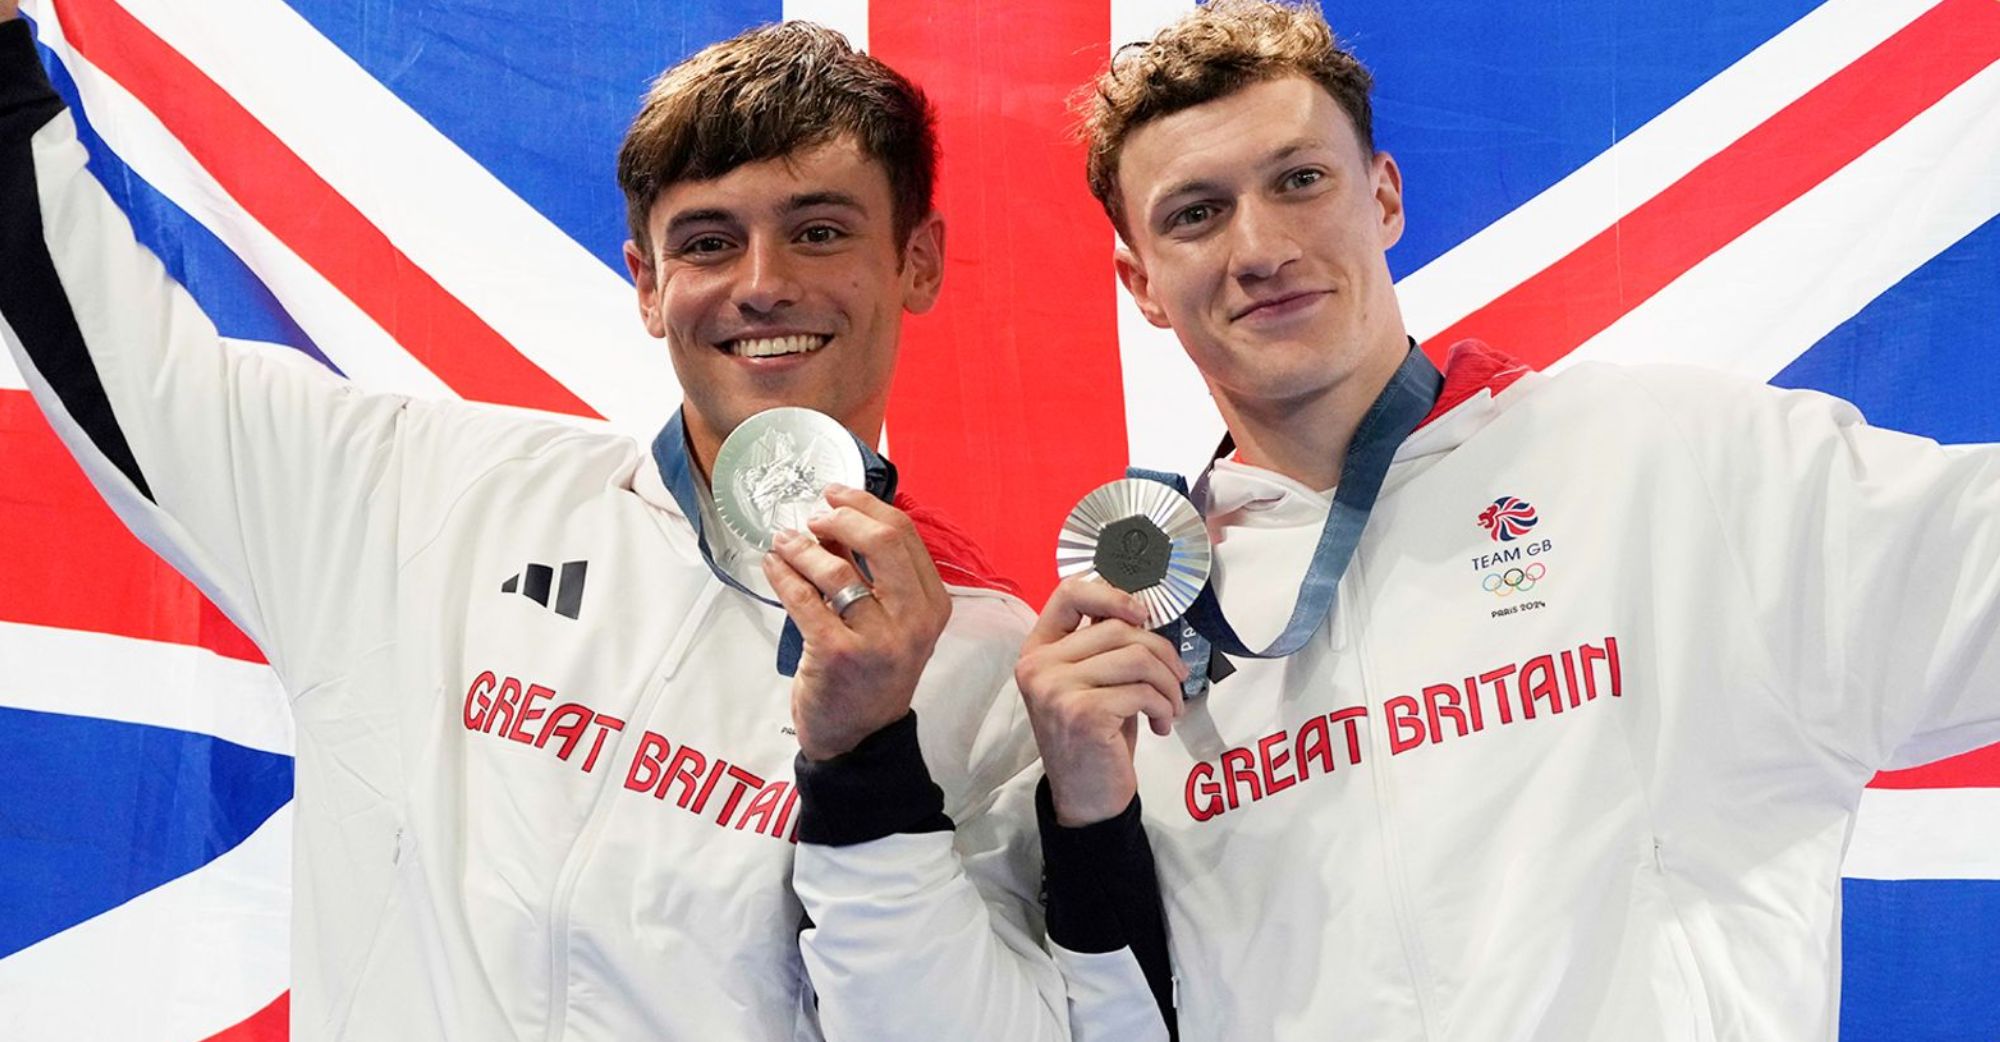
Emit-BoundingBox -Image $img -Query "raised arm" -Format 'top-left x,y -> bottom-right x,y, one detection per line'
0,16 -> 564,688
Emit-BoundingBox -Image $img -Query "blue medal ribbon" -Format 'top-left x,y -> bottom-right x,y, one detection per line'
1132,344 -> 1443,696
651,409 -> 899,677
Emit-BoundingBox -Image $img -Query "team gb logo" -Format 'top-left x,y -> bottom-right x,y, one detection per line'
1478,496 -> 1539,542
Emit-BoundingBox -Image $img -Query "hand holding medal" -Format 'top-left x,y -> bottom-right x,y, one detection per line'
717,408 -> 951,762
1013,480 -> 1210,826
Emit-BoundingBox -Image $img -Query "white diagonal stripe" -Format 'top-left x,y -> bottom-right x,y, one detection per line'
1844,787 -> 2000,881
1397,0 -> 1945,344
0,804 -> 292,1042
1560,59 -> 2000,380
112,0 -> 680,435
0,620 -> 292,756
26,10 -> 458,400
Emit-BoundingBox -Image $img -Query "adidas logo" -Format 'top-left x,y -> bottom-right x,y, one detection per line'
501,560 -> 589,619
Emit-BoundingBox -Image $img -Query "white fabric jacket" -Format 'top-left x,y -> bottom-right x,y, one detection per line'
1050,344 -> 2000,1041
0,22 -> 1070,1041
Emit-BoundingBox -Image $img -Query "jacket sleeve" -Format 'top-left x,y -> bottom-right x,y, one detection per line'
0,20 -> 564,692
791,595 -> 1071,1042
1624,364 -> 2000,772
1037,781 -> 1177,1042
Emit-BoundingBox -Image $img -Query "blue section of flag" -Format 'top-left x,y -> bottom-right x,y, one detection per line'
1350,0 -> 1827,278
1841,877 -> 2000,1039
0,708 -> 293,959
37,41 -> 336,373
273,0 -> 785,275
1773,213 -> 2000,445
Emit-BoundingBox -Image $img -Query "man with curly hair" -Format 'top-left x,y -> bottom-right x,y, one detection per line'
1018,2 -> 2000,1039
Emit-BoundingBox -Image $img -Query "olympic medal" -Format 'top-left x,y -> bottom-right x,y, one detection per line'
713,407 -> 867,551
1056,478 -> 1212,630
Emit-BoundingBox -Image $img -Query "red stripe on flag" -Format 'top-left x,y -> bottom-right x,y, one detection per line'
872,0 -> 1126,605
1428,0 -> 2000,370
51,0 -> 598,419
0,390 -> 264,663
1869,742 -> 2000,790
201,991 -> 288,1042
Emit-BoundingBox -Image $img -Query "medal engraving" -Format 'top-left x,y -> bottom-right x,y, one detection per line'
714,407 -> 867,551
1094,516 -> 1172,592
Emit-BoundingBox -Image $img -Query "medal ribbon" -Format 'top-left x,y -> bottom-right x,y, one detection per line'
652,409 -> 899,677
1131,344 -> 1443,695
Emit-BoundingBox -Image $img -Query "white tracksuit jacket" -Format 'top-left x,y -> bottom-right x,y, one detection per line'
1046,344 -> 2000,1041
0,20 -> 1077,1040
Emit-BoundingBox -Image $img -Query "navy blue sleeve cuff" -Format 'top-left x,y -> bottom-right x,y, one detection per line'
792,710 -> 953,847
1037,778 -> 1177,1034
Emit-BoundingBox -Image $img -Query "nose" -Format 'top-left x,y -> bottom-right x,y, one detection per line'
1226,198 -> 1301,285
733,234 -> 803,315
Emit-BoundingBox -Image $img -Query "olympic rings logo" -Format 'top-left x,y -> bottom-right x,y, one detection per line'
1481,562 -> 1546,596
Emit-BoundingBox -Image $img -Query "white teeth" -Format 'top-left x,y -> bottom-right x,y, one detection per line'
731,334 -> 827,358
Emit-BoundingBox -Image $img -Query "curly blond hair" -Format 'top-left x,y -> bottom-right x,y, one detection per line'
1077,0 -> 1374,238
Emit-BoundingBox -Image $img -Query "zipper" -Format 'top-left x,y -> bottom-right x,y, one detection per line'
538,576 -> 727,1042
1345,560 -> 1446,1040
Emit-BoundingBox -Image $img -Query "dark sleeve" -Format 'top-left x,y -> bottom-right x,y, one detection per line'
1,17 -> 59,116
792,710 -> 954,846
1037,778 -> 1178,1038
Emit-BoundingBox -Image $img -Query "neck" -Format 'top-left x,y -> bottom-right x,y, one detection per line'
684,418 -> 724,485
1214,338 -> 1409,490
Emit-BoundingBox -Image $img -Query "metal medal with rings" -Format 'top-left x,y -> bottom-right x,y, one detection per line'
713,407 -> 868,551
1055,478 -> 1213,630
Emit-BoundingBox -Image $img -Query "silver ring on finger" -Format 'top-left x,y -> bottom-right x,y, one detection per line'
826,581 -> 876,618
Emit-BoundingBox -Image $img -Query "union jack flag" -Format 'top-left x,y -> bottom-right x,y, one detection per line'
1,0 -> 1995,1038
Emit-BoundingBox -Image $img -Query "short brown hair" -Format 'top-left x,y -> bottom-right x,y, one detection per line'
1078,0 -> 1374,238
617,22 -> 939,254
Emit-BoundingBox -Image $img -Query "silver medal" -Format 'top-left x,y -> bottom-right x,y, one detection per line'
1056,478 -> 1212,629
713,407 -> 867,551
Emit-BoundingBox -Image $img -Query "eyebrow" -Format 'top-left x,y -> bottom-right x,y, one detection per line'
786,190 -> 867,215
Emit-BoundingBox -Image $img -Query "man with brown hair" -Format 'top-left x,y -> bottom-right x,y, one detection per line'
1018,1 -> 2000,1039
1,8 -> 1072,1039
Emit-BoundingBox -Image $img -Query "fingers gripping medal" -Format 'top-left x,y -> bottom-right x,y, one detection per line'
713,407 -> 868,551
1056,479 -> 1212,630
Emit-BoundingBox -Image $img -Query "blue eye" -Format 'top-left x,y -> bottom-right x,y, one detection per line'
1170,203 -> 1217,229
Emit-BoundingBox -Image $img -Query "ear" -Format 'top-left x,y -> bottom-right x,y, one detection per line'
1372,150 -> 1405,250
624,240 -> 667,339
1114,244 -> 1172,329
901,211 -> 946,315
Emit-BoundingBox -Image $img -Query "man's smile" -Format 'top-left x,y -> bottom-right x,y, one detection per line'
720,333 -> 834,358
1231,289 -> 1331,323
